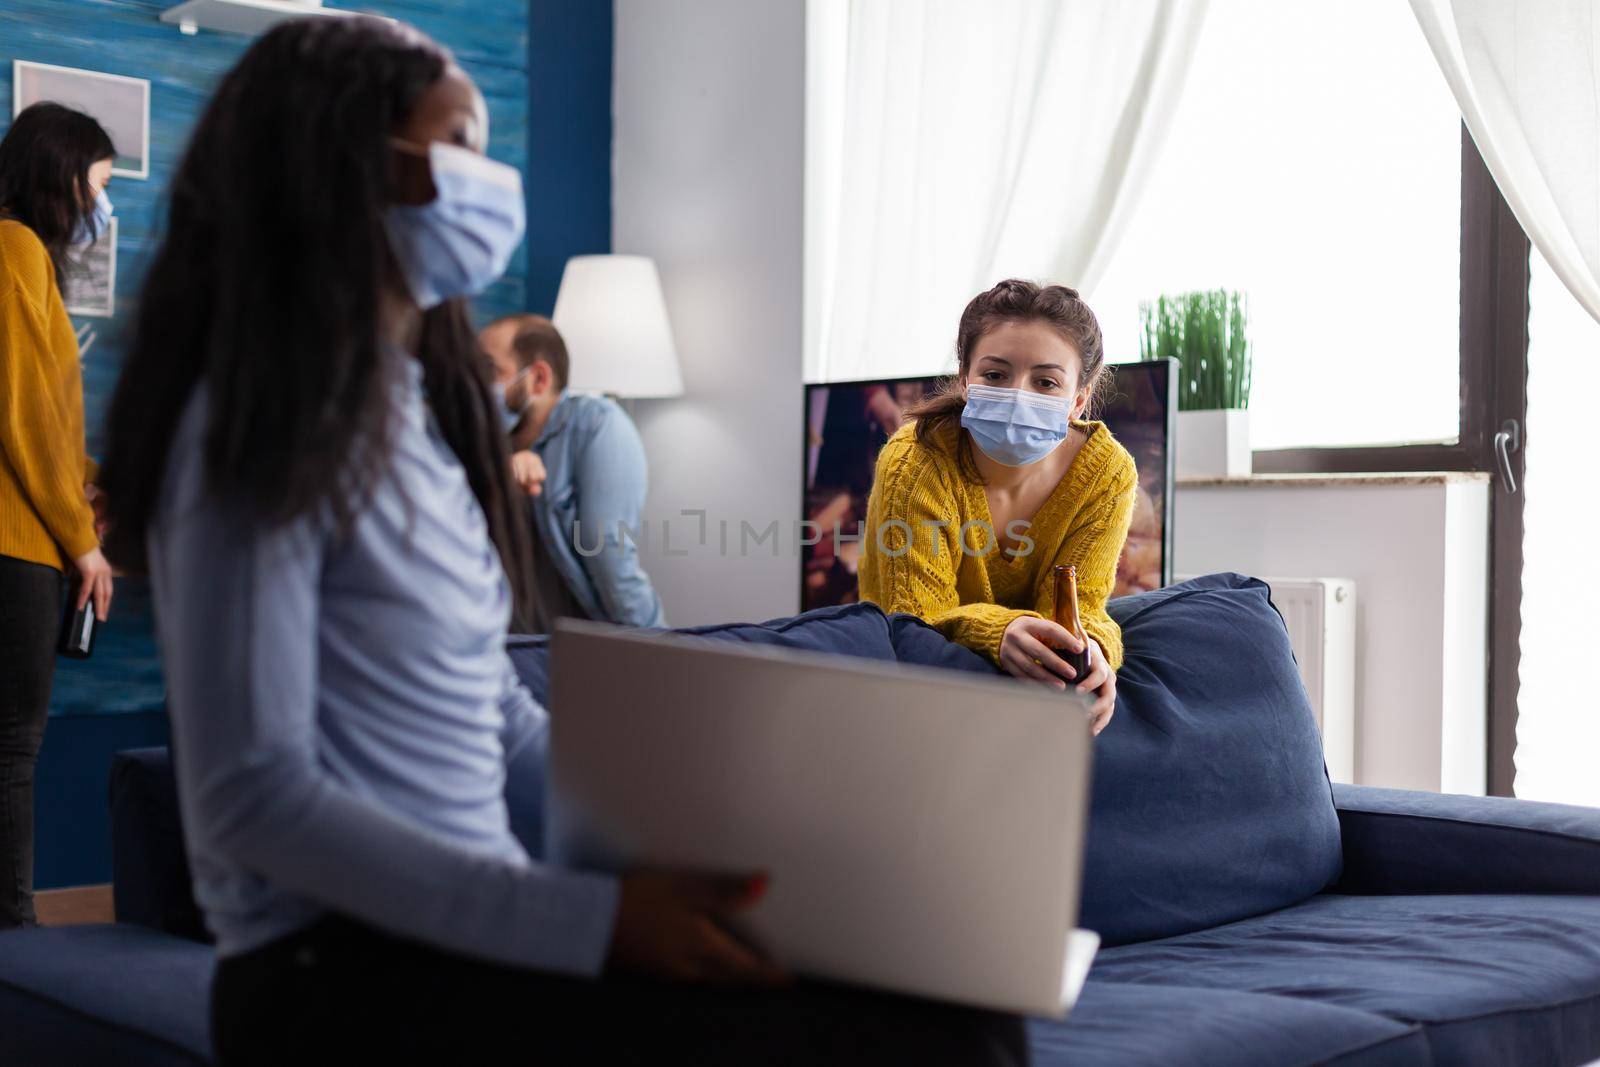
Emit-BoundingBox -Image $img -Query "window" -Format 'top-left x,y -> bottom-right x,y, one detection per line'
1089,0 -> 1463,452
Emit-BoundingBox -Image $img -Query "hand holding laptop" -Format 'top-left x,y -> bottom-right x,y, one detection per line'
609,869 -> 790,986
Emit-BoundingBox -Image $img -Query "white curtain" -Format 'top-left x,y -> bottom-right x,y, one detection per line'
1410,0 -> 1600,325
804,0 -> 1211,383
1516,248 -> 1600,803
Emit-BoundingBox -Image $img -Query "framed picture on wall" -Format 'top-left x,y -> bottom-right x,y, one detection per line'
13,61 -> 150,179
63,216 -> 116,318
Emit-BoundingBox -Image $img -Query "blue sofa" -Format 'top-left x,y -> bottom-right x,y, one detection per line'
6,574 -> 1600,1066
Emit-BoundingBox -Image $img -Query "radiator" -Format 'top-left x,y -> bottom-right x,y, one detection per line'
1177,575 -> 1357,783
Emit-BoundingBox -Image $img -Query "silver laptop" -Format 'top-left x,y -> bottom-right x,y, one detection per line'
546,619 -> 1100,1018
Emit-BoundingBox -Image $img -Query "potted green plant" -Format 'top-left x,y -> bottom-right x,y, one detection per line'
1139,289 -> 1253,477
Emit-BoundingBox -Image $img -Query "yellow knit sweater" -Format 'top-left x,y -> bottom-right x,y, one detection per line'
0,219 -> 98,572
858,420 -> 1138,668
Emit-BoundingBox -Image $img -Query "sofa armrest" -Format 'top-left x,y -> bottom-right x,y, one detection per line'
109,748 -> 211,943
1334,783 -> 1600,895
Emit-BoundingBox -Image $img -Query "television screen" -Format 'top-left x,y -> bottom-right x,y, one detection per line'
800,359 -> 1176,611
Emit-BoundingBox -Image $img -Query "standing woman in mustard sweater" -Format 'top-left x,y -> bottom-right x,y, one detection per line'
859,280 -> 1137,734
0,103 -> 117,928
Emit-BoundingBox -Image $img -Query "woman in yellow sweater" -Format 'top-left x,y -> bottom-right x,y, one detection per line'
0,103 -> 117,928
859,280 -> 1137,735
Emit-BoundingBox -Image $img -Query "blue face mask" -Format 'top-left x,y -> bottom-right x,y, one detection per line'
73,187 -> 112,246
385,140 -> 526,310
960,384 -> 1074,467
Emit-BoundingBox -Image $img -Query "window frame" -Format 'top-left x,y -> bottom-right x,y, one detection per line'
1255,128 -> 1529,798
1253,129 -> 1525,477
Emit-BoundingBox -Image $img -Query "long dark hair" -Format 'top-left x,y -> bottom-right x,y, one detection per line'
0,102 -> 116,283
906,279 -> 1110,482
98,17 -> 536,626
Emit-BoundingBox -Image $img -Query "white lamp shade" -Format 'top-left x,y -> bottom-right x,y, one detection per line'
551,255 -> 684,398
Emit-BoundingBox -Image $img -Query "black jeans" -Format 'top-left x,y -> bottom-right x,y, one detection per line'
0,554 -> 62,929
213,914 -> 1031,1066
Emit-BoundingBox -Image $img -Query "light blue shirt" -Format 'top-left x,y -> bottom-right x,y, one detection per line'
147,360 -> 619,974
527,392 -> 665,629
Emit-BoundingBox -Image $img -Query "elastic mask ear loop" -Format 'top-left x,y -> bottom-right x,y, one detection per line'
388,137 -> 436,204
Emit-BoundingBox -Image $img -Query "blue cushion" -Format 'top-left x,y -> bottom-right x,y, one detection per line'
1081,573 -> 1343,945
673,602 -> 900,655
0,924 -> 213,1065
508,602 -> 907,705
884,611 -> 999,675
1033,981 -> 1427,1067
1090,893 -> 1600,1067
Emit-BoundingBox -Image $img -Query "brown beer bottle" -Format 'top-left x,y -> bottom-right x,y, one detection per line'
1052,565 -> 1090,683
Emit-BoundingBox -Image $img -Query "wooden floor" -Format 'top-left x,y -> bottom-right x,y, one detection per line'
35,884 -> 114,926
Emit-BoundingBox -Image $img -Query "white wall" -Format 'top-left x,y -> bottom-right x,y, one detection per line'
612,0 -> 806,626
1175,478 -> 1489,793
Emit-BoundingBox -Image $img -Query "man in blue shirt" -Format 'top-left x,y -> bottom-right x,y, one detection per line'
481,314 -> 666,630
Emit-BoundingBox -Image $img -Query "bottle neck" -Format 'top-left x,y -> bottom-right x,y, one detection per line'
1054,568 -> 1085,633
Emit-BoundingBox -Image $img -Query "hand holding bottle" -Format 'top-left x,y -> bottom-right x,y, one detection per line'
1000,619 -> 1117,735
999,616 -> 1080,689
1052,563 -> 1114,734
1074,639 -> 1116,736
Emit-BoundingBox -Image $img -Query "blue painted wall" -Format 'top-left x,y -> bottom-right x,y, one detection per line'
0,0 -> 534,722
526,0 -> 612,312
34,712 -> 170,888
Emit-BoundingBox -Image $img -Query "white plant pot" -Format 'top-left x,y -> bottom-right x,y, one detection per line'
1176,409 -> 1251,478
